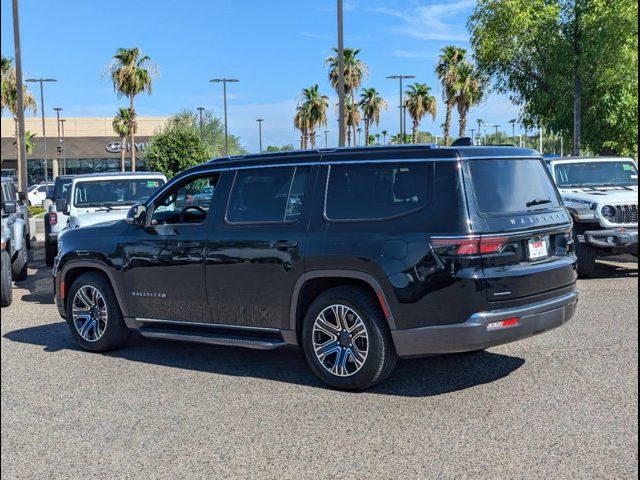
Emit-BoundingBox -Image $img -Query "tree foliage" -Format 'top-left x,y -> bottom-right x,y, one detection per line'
469,0 -> 638,155
146,124 -> 211,179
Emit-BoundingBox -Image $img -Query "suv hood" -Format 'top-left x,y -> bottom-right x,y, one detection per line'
68,208 -> 130,229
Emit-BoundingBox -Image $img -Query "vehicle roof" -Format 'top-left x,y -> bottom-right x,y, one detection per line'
550,156 -> 635,163
187,145 -> 540,173
71,172 -> 166,181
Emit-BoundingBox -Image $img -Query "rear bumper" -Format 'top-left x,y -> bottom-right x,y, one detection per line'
391,289 -> 578,358
581,228 -> 638,249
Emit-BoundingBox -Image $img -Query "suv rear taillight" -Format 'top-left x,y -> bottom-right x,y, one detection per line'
49,212 -> 58,226
431,236 -> 508,256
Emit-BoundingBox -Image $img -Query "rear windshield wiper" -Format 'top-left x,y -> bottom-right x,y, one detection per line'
526,198 -> 552,208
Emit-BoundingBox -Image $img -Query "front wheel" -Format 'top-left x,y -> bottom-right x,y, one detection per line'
302,286 -> 398,390
45,238 -> 57,267
11,243 -> 28,281
66,272 -> 130,352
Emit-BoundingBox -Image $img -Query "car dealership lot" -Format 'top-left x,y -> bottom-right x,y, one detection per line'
1,246 -> 637,479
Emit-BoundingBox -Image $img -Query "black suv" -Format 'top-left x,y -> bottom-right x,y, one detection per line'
54,146 -> 578,390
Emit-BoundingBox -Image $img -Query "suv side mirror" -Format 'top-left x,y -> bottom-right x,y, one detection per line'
126,204 -> 147,226
56,198 -> 68,213
3,200 -> 17,214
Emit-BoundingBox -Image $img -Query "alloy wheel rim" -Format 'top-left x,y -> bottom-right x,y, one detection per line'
72,286 -> 108,342
312,304 -> 369,377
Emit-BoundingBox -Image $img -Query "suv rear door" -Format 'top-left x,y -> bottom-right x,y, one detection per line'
462,157 -> 577,301
205,163 -> 316,330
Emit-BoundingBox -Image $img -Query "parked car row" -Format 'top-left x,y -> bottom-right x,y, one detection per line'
1,177 -> 30,306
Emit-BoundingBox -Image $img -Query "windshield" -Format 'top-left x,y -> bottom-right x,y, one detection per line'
53,178 -> 73,201
467,159 -> 562,215
73,178 -> 165,208
554,161 -> 638,188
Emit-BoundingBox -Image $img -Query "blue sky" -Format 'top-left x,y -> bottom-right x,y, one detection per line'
1,0 -> 520,152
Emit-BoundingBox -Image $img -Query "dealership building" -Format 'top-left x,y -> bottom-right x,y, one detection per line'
1,116 -> 168,183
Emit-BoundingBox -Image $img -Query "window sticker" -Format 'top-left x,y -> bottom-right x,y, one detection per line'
623,164 -> 633,171
147,180 -> 160,188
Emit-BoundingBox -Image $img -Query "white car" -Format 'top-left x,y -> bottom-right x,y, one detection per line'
547,156 -> 638,277
55,172 -> 166,237
27,183 -> 53,206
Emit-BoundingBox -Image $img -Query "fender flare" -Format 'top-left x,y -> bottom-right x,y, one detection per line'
58,259 -> 127,315
289,269 -> 397,331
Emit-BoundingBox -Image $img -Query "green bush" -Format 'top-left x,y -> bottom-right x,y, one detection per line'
28,206 -> 46,216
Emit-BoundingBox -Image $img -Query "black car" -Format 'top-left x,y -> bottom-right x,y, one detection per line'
54,146 -> 578,390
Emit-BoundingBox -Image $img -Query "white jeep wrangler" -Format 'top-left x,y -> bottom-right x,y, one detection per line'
547,157 -> 638,277
55,172 -> 166,240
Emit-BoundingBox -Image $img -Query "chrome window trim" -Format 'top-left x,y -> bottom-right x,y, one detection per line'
430,223 -> 573,240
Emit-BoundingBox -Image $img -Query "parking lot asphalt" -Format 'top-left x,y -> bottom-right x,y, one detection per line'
1,244 -> 638,479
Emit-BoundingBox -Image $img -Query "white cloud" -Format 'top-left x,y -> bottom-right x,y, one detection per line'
371,1 -> 474,42
387,49 -> 436,59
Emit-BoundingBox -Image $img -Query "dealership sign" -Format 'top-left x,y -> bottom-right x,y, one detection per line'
106,141 -> 149,154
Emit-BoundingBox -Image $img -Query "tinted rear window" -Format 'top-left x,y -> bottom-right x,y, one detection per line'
226,166 -> 310,223
325,162 -> 431,221
467,159 -> 561,215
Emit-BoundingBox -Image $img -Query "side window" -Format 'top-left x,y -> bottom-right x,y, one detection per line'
226,166 -> 310,224
325,162 -> 431,221
152,173 -> 220,225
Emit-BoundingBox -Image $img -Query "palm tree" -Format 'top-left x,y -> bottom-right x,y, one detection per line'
294,104 -> 310,149
107,48 -> 156,171
476,118 -> 484,145
435,46 -> 466,145
112,107 -> 134,172
381,130 -> 388,145
359,88 -> 387,146
326,48 -> 368,144
344,102 -> 361,147
3,59 -> 37,169
300,85 -> 329,149
508,118 -> 518,142
404,83 -> 437,144
455,62 -> 486,138
374,133 -> 381,145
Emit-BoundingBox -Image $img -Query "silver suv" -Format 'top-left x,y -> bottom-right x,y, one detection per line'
1,177 -> 29,307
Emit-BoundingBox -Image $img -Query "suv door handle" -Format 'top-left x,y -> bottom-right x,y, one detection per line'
271,240 -> 298,250
177,241 -> 201,248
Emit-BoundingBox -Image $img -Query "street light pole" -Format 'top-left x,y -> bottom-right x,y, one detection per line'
26,77 -> 57,182
210,78 -> 239,156
53,107 -> 62,180
11,0 -> 28,191
60,119 -> 66,174
256,118 -> 264,153
387,75 -> 415,143
337,0 -> 346,147
197,107 -> 205,140
324,130 -> 329,148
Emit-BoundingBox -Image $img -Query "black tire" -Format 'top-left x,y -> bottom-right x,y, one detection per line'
1,250 -> 12,307
573,231 -> 597,278
45,238 -> 57,267
25,233 -> 32,250
66,272 -> 130,352
11,243 -> 28,281
301,286 -> 398,391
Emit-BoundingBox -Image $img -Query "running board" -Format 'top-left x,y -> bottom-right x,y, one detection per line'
137,326 -> 288,350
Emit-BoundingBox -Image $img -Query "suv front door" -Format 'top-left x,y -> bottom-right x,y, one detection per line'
122,172 -> 221,323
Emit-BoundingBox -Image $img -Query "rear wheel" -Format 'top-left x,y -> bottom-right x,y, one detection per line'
1,251 -> 13,307
11,243 -> 28,281
66,272 -> 130,352
573,231 -> 597,278
45,238 -> 57,267
302,286 -> 398,390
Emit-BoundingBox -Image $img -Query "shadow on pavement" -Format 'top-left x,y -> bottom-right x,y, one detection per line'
3,321 -> 524,397
14,244 -> 54,305
586,258 -> 638,280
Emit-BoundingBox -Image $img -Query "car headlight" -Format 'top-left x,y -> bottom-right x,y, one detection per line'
601,205 -> 616,219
